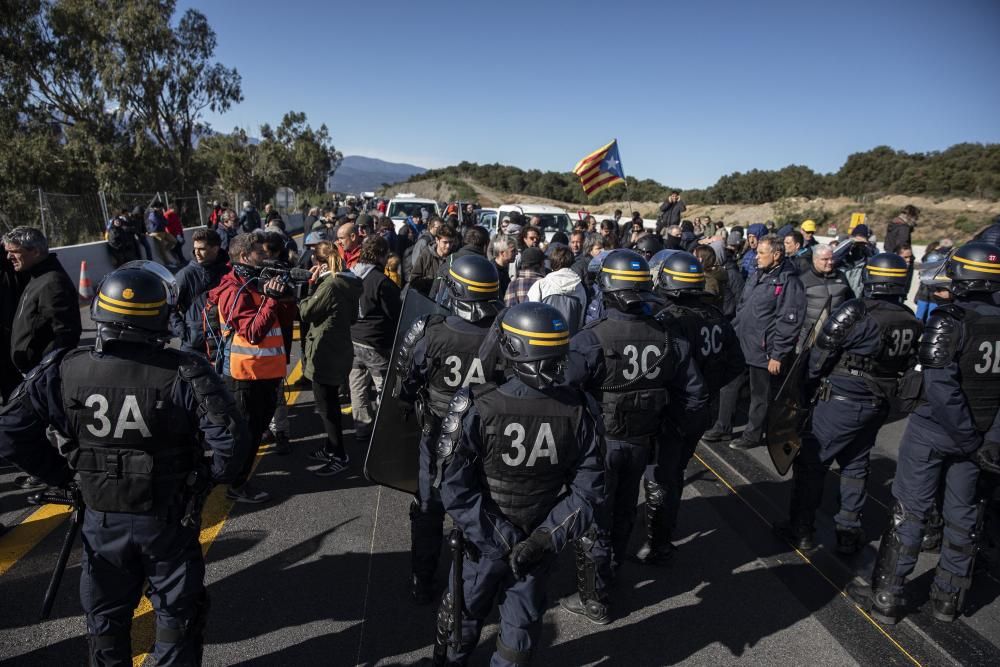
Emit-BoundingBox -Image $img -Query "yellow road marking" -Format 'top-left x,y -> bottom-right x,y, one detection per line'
693,452 -> 923,667
131,360 -> 304,665
0,504 -> 73,576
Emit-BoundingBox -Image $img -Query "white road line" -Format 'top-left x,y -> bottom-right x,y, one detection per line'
355,484 -> 383,667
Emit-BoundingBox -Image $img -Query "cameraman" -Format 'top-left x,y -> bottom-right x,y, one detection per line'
208,233 -> 295,503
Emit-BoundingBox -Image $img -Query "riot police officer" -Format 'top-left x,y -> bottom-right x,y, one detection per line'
774,253 -> 922,553
0,262 -> 250,665
430,302 -> 605,666
395,254 -> 502,604
639,251 -> 743,565
849,242 -> 1000,624
561,250 -> 706,623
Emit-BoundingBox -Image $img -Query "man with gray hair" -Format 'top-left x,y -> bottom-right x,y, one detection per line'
796,244 -> 853,347
3,226 -> 81,376
491,234 -> 516,297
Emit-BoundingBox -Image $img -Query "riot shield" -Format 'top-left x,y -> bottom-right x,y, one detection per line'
765,298 -> 831,476
364,286 -> 448,494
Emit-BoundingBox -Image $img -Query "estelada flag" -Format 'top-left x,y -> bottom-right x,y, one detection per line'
573,139 -> 626,197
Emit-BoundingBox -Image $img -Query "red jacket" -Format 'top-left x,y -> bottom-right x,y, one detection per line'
164,209 -> 184,236
208,269 -> 294,347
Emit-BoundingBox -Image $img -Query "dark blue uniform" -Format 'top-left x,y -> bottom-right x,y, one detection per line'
792,298 -> 921,541
887,297 -> 1000,597
398,314 -> 493,587
437,378 -> 604,666
0,345 -> 247,666
568,307 -> 705,592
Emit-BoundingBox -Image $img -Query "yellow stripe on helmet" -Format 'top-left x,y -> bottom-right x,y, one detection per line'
449,270 -> 499,289
98,293 -> 166,308
953,255 -> 1000,274
501,322 -> 569,339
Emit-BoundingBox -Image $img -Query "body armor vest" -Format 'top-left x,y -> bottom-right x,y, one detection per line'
61,348 -> 200,513
424,317 -> 491,416
477,387 -> 583,535
799,269 -> 852,331
662,301 -> 730,392
586,316 -> 669,442
834,300 -> 922,399
955,308 -> 1000,432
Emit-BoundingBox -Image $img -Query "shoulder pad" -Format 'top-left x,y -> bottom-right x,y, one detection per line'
395,315 -> 433,376
932,303 -> 966,321
816,298 -> 867,351
919,308 -> 961,368
435,387 -> 474,459
26,347 -> 73,383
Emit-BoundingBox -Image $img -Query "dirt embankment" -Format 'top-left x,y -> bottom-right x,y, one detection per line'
383,177 -> 1000,243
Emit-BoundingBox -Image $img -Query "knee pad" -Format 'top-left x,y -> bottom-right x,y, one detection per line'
643,478 -> 665,508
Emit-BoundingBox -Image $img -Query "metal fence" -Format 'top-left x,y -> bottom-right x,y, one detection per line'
2,187 -> 304,247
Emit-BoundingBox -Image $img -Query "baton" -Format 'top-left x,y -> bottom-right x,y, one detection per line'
448,529 -> 465,648
28,489 -> 83,620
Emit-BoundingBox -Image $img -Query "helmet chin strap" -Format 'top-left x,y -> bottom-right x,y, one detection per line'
511,359 -> 564,390
451,299 -> 500,323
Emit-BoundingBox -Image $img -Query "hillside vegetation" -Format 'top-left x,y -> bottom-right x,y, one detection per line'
383,143 -> 1000,243
382,177 -> 1000,245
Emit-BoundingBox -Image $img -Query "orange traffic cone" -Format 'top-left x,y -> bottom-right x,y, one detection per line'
78,260 -> 94,302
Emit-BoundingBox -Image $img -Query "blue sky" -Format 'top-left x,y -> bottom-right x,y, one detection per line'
182,0 -> 1000,189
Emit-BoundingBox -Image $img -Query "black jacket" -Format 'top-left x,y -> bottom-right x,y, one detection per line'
10,253 -> 82,373
350,262 -> 402,351
170,252 -> 231,354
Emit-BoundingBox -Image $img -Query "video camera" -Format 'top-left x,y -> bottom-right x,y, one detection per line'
257,259 -> 313,300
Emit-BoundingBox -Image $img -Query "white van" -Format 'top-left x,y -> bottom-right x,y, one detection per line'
495,204 -> 573,242
386,194 -> 441,232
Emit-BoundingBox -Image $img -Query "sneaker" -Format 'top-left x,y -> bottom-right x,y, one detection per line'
729,437 -> 758,451
226,484 -> 272,504
16,475 -> 47,490
308,449 -> 336,463
314,456 -> 350,477
273,432 -> 291,456
260,429 -> 277,445
700,428 -> 732,444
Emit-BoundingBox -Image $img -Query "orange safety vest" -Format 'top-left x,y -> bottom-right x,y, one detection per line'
219,290 -> 286,380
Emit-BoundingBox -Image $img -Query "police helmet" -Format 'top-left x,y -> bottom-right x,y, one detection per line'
654,251 -> 705,295
91,260 -> 176,348
945,242 -> 1000,295
497,302 -> 570,390
445,254 -> 502,322
634,234 -> 664,259
597,250 -> 653,312
862,253 -> 910,297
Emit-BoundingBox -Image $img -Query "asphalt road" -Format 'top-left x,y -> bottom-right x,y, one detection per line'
1,308 -> 998,666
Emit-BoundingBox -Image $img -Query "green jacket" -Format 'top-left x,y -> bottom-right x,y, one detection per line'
299,272 -> 362,385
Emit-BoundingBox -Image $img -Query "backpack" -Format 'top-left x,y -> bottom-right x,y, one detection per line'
542,292 -> 584,335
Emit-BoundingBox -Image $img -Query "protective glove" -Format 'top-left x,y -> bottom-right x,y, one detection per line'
509,529 -> 553,580
974,441 -> 1000,475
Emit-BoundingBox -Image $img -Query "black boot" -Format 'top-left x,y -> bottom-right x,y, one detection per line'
773,521 -> 816,551
635,479 -> 675,566
835,526 -> 865,555
847,524 -> 914,625
560,541 -> 610,625
929,566 -> 971,622
929,584 -> 961,623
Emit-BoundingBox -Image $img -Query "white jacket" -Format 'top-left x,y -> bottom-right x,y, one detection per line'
526,268 -> 588,327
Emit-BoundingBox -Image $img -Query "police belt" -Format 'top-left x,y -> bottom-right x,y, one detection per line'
819,381 -> 883,408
